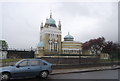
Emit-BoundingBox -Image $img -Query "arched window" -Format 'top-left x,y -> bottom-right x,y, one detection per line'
54,41 -> 58,52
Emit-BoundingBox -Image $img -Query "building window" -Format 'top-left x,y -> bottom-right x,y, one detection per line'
77,51 -> 79,53
71,50 -> 74,53
66,50 -> 69,54
73,50 -> 75,53
54,42 -> 58,52
49,40 -> 52,52
64,50 -> 68,54
64,50 -> 65,53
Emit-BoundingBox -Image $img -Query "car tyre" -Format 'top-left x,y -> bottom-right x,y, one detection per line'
1,73 -> 10,81
39,71 -> 48,79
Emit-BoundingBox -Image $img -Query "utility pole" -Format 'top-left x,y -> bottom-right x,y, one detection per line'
79,50 -> 81,65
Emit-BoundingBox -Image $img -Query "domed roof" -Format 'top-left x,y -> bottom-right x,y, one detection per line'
37,41 -> 44,47
64,32 -> 74,39
47,18 -> 56,24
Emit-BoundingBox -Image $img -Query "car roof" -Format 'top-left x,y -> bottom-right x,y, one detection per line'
18,59 -> 52,65
21,59 -> 43,61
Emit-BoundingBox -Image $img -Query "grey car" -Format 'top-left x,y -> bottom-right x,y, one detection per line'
0,59 -> 52,81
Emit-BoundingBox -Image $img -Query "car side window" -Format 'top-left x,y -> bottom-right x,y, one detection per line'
19,60 -> 29,67
31,60 -> 40,66
40,61 -> 47,66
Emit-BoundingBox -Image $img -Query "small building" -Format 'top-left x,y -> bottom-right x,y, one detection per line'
62,32 -> 82,54
0,51 -> 7,59
99,53 -> 110,59
0,40 -> 8,59
36,41 -> 45,56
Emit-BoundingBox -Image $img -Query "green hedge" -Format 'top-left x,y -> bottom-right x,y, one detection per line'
0,59 -> 21,62
44,54 -> 96,56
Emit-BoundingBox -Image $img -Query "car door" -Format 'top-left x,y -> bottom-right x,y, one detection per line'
13,60 -> 31,77
29,60 -> 42,76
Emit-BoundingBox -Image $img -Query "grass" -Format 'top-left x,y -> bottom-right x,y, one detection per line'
0,59 -> 21,62
0,58 -> 119,63
99,58 -> 120,63
99,59 -> 111,63
112,58 -> 120,62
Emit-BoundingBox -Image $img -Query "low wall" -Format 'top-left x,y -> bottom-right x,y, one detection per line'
1,59 -> 119,68
39,56 -> 99,65
52,62 -> 119,69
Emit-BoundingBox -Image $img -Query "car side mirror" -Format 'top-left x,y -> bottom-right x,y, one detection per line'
16,65 -> 20,68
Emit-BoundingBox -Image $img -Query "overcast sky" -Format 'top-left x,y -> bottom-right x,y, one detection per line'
0,1 -> 118,49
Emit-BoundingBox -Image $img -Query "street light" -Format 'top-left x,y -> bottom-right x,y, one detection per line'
79,49 -> 81,65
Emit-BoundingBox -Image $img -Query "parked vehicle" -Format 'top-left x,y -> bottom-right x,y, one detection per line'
0,59 -> 52,81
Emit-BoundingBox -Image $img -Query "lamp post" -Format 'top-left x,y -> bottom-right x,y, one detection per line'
79,49 -> 81,65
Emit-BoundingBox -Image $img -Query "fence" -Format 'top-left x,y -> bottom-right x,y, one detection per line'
0,53 -> 119,67
39,56 -> 99,65
0,55 -> 99,67
52,62 -> 119,69
1,60 -> 119,69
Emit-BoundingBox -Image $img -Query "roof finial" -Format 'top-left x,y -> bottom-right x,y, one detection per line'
50,10 -> 52,18
68,32 -> 70,35
58,20 -> 61,25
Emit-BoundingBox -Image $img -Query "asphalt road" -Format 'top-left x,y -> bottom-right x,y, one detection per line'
10,69 -> 119,81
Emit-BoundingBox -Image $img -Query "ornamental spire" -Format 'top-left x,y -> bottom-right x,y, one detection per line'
50,10 -> 52,18
68,32 -> 70,35
58,20 -> 61,30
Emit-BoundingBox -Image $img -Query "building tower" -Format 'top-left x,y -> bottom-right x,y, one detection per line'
37,12 -> 62,56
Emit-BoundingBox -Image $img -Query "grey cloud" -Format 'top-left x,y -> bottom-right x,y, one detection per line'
1,2 -> 118,49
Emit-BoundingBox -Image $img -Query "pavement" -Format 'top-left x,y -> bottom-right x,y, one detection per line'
51,65 -> 120,75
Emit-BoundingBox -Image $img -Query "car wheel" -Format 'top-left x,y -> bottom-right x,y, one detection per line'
40,71 -> 48,79
1,73 -> 10,81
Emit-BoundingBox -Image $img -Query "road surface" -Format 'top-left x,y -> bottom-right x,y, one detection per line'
10,69 -> 119,81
